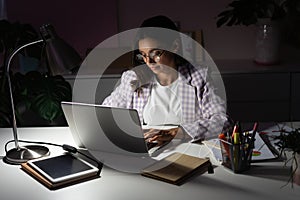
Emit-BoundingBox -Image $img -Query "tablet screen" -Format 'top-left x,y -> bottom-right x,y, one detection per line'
28,154 -> 98,183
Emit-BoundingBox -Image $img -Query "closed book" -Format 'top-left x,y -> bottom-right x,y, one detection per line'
141,152 -> 212,185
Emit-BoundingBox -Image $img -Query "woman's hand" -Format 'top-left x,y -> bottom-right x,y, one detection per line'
144,128 -> 179,146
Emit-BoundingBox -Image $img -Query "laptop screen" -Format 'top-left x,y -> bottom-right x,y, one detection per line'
61,101 -> 149,155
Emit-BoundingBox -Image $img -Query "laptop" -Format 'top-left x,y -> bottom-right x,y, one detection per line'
61,101 -> 172,157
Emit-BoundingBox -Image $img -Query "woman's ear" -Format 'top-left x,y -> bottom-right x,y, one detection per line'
171,39 -> 180,53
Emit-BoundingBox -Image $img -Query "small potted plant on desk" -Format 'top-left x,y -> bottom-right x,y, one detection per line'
274,128 -> 300,186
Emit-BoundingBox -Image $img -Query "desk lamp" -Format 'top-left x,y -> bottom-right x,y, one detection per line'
4,24 -> 81,164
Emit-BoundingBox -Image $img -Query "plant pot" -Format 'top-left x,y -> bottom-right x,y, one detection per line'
293,152 -> 300,185
254,19 -> 282,65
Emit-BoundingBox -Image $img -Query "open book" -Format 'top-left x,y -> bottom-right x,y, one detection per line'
141,152 -> 213,185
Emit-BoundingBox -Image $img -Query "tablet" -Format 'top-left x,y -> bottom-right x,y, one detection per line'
27,154 -> 99,183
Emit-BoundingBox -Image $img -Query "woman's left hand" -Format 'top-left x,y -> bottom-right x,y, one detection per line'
144,128 -> 179,146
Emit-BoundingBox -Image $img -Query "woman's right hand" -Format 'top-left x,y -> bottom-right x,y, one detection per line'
144,128 -> 179,146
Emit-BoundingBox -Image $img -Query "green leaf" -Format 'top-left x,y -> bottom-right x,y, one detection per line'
27,73 -> 71,121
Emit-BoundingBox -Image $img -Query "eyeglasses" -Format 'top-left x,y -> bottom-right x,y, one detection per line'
135,49 -> 165,63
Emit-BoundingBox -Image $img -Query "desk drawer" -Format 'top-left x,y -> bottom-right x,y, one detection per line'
291,73 -> 300,120
227,101 -> 289,122
291,100 -> 300,121
222,73 -> 290,101
292,73 -> 300,99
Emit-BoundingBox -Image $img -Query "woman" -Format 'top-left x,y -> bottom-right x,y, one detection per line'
102,15 -> 230,145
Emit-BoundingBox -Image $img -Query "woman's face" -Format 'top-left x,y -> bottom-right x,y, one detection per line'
138,38 -> 176,74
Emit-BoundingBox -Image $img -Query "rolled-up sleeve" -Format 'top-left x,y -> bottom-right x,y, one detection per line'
180,66 -> 230,142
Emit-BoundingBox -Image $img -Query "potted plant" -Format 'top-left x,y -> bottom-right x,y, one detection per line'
216,0 -> 300,65
0,20 -> 72,127
0,70 -> 72,127
216,0 -> 299,27
274,128 -> 300,186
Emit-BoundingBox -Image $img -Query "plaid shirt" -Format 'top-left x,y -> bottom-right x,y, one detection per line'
102,64 -> 229,141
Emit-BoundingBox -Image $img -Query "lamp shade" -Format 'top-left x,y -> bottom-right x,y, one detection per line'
40,24 -> 82,75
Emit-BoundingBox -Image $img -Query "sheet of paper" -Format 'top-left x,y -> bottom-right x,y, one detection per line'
203,131 -> 278,163
252,132 -> 277,161
202,139 -> 223,163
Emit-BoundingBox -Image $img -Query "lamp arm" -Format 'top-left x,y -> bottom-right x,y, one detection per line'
6,39 -> 44,72
5,39 -> 44,150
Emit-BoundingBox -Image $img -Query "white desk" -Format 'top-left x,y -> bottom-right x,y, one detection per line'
0,127 -> 299,200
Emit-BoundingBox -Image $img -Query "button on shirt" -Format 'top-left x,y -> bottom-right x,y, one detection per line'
143,77 -> 181,126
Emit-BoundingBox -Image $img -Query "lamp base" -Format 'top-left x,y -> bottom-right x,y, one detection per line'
4,145 -> 50,165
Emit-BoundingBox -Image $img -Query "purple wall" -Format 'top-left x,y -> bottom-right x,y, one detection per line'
6,0 -> 296,61
7,0 -> 119,57
117,0 -> 256,60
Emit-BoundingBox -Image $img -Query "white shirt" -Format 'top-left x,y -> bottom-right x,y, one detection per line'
143,77 -> 181,126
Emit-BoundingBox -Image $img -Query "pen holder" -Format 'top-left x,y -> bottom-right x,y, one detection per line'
219,139 -> 253,173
